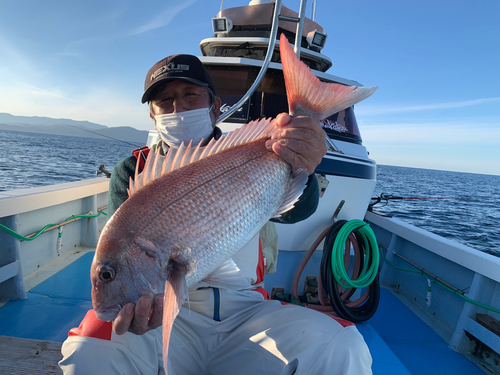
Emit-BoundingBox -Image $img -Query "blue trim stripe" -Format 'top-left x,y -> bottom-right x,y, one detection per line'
315,155 -> 376,180
213,288 -> 221,322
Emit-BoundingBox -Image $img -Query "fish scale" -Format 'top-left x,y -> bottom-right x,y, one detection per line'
92,135 -> 294,317
136,139 -> 291,286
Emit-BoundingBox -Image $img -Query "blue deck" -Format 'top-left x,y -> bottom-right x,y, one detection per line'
0,252 -> 483,374
368,290 -> 481,374
0,252 -> 94,343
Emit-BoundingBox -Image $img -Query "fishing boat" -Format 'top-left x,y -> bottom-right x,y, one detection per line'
0,1 -> 497,374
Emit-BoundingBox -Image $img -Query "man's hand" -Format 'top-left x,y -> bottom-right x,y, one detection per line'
265,114 -> 327,175
113,295 -> 163,335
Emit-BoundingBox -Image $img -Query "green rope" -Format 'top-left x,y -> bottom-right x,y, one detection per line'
379,246 -> 500,315
0,211 -> 107,242
65,211 -> 107,221
379,245 -> 421,274
0,223 -> 56,241
434,279 -> 500,314
330,219 -> 380,289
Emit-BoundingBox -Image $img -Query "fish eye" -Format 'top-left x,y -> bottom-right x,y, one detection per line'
99,266 -> 116,283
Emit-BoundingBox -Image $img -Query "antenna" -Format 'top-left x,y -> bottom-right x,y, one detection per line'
219,0 -> 224,16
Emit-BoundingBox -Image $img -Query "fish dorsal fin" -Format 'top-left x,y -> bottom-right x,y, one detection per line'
128,118 -> 275,197
273,168 -> 309,217
279,33 -> 377,119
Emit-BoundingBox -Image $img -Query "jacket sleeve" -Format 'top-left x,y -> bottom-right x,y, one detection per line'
107,156 -> 137,217
271,174 -> 319,224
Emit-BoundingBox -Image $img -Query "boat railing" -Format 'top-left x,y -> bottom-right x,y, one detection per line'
365,210 -> 500,359
0,178 -> 110,304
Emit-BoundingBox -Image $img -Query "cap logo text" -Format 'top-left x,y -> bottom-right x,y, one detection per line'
151,63 -> 190,81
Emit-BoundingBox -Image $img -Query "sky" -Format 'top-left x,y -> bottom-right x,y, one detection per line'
0,0 -> 499,175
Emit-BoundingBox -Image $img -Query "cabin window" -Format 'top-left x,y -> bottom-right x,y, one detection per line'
207,45 -> 276,62
321,107 -> 362,144
205,65 -> 363,143
205,66 -> 259,123
206,44 -> 322,70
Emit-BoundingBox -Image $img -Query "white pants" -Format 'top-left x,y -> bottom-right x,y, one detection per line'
60,288 -> 372,374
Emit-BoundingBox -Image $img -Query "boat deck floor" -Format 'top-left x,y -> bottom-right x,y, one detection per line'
0,335 -> 62,375
0,252 -> 484,374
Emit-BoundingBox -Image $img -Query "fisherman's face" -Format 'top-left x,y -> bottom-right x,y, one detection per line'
150,80 -> 213,116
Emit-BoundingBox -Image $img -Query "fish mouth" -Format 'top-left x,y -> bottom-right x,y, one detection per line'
94,304 -> 122,322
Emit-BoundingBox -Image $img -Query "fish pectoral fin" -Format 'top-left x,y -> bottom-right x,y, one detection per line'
162,261 -> 188,374
273,168 -> 309,217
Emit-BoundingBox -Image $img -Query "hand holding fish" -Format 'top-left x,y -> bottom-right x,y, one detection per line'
265,113 -> 327,175
112,295 -> 163,335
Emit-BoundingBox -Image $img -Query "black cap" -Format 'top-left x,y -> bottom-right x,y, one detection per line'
141,54 -> 216,103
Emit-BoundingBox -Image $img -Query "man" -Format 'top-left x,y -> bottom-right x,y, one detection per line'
59,54 -> 372,374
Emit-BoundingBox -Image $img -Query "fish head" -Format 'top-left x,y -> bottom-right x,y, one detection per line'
90,233 -> 166,322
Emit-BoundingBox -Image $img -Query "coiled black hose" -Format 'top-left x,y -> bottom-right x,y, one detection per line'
320,220 -> 381,322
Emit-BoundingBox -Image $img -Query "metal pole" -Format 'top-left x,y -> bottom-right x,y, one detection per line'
311,0 -> 317,21
294,0 -> 308,59
216,0 -> 283,124
394,252 -> 466,295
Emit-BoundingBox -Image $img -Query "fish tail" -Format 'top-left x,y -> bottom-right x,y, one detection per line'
279,33 -> 377,119
162,261 -> 188,374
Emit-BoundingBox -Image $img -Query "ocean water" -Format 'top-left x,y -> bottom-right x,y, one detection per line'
1,129 -> 498,256
372,165 -> 500,256
0,129 -> 142,191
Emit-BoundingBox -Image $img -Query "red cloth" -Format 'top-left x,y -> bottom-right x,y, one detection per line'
68,310 -> 113,340
254,238 -> 270,300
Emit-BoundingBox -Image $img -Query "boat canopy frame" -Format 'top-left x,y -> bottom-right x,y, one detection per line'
215,0 -> 347,153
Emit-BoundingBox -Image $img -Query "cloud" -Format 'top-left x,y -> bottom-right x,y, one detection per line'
128,0 -> 198,36
367,142 -> 500,176
69,0 -> 198,46
361,121 -> 500,145
21,83 -> 80,103
0,79 -> 150,129
53,51 -> 82,58
0,34 -> 33,72
357,97 -> 500,116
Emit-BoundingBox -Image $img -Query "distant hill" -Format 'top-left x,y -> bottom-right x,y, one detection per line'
0,112 -> 107,129
0,113 -> 149,144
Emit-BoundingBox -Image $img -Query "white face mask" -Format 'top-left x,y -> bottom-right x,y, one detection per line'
155,106 -> 214,148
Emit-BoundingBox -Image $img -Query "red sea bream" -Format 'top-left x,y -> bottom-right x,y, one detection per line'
90,33 -> 377,372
